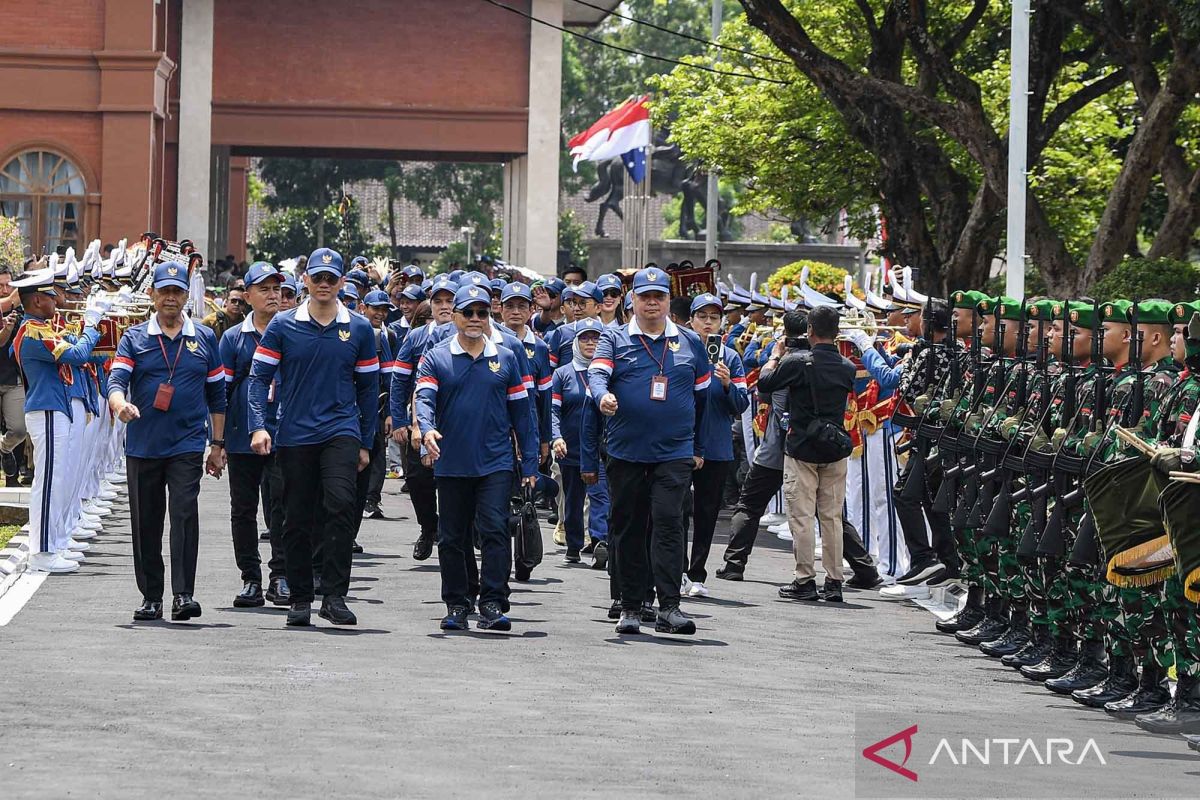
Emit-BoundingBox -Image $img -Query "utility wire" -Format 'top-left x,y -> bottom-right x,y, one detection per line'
478,0 -> 790,85
564,0 -> 790,65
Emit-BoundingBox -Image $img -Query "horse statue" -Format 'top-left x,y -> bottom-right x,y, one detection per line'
584,137 -> 730,241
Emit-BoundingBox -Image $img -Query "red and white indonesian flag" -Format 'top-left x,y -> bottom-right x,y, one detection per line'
567,95 -> 651,171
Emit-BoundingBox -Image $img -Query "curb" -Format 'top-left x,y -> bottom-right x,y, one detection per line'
0,532 -> 29,602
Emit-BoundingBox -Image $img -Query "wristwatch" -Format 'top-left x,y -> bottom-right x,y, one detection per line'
210,439 -> 225,448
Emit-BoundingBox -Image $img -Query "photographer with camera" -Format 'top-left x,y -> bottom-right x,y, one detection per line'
756,307 -> 856,602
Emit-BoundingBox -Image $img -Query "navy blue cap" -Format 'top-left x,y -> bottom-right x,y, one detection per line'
152,261 -> 190,291
458,271 -> 490,289
690,293 -> 723,315
244,261 -> 282,287
349,255 -> 369,269
501,282 -> 533,303
428,277 -> 457,298
400,284 -> 427,302
566,281 -> 602,303
537,277 -> 566,297
448,269 -> 465,282
281,274 -> 299,295
345,268 -> 370,287
596,273 -> 622,293
339,283 -> 360,301
623,292 -> 633,310
489,278 -> 507,294
362,289 -> 394,309
453,284 -> 491,310
632,267 -> 671,295
401,264 -> 424,280
574,317 -> 603,337
306,247 -> 343,278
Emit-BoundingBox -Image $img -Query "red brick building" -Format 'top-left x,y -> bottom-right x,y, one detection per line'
0,0 -> 617,270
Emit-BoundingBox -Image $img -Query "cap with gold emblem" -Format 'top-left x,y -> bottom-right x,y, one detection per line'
453,284 -> 491,311
632,266 -> 671,295
305,247 -> 344,278
152,260 -> 190,291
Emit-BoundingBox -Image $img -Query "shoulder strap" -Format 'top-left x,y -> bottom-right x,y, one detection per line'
802,353 -> 820,409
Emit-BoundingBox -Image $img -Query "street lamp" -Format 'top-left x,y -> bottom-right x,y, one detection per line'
461,226 -> 474,266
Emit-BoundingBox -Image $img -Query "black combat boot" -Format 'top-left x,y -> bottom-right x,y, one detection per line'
1002,623 -> 1051,668
980,607 -> 1030,657
1073,653 -> 1137,707
1019,634 -> 1077,681
937,585 -> 985,634
1104,663 -> 1171,718
1134,673 -> 1200,734
1045,639 -> 1107,694
955,596 -> 1008,646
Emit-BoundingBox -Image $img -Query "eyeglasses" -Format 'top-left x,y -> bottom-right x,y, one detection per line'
458,307 -> 490,319
602,289 -> 622,298
308,272 -> 339,285
226,298 -> 246,307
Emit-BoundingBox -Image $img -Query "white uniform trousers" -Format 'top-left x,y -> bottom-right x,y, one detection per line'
60,399 -> 88,535
26,408 -> 73,555
845,426 -> 909,579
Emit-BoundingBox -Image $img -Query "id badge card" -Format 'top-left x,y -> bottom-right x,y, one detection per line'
153,383 -> 175,412
650,374 -> 668,402
267,380 -> 277,403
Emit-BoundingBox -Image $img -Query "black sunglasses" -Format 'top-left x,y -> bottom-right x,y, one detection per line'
602,289 -> 622,298
308,272 -> 339,285
458,306 -> 490,319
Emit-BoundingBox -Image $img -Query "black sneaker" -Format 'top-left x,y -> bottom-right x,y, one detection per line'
440,606 -> 469,630
363,501 -> 384,520
591,541 -> 609,570
477,601 -> 511,631
616,609 -> 641,634
286,601 -> 312,627
133,599 -> 162,621
318,596 -> 357,626
413,531 -> 435,561
846,572 -> 884,590
821,579 -> 844,602
171,594 -> 202,621
581,540 -> 596,555
778,579 -> 819,601
233,581 -> 264,608
715,563 -> 744,581
896,560 -> 945,586
640,601 -> 658,623
607,600 -> 622,620
0,449 -> 16,476
563,549 -> 581,564
351,541 -> 364,554
655,605 -> 696,635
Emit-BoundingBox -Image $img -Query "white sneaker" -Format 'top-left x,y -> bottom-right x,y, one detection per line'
67,539 -> 91,552
69,527 -> 96,541
688,582 -> 710,598
96,488 -> 118,501
761,512 -> 786,526
84,503 -> 111,517
59,549 -> 85,562
76,516 -> 102,531
28,553 -> 79,573
681,575 -> 694,596
878,584 -> 931,601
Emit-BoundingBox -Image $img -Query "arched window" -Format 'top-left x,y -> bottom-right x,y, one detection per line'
0,150 -> 87,258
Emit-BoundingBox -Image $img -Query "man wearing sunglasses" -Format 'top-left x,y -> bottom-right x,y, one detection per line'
415,285 -> 539,632
248,248 -> 380,628
202,286 -> 246,341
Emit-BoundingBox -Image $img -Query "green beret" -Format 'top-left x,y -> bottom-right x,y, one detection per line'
1026,299 -> 1058,321
1065,301 -> 1099,330
1169,301 -> 1200,326
1100,300 -> 1133,323
953,289 -> 990,311
997,296 -> 1023,322
1132,299 -> 1174,326
975,295 -> 998,316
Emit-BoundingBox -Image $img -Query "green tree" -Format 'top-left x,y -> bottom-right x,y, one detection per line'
258,158 -> 382,247
652,1 -> 1200,295
0,216 -> 27,271
249,202 -> 374,265
395,162 -> 502,259
558,208 -> 588,267
1093,257 -> 1199,302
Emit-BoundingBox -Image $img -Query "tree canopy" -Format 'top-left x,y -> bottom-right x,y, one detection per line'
651,0 -> 1200,295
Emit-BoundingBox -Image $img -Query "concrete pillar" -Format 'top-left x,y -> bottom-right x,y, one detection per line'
521,0 -> 563,276
176,0 -> 214,255
209,146 -> 230,262
502,157 -> 528,266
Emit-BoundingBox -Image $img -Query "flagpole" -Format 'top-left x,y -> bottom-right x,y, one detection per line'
703,0 -> 723,262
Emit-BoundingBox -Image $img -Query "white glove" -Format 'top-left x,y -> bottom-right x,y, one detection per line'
848,329 -> 874,354
94,295 -> 113,314
117,286 -> 134,303
82,298 -> 103,329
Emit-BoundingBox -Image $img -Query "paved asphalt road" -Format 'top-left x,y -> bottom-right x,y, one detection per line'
1,476 -> 1197,799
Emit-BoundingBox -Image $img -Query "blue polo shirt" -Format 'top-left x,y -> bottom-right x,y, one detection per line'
219,316 -> 280,455
512,325 -> 554,444
698,345 -> 750,462
108,314 -> 226,458
550,363 -> 591,467
248,300 -> 379,448
587,318 -> 711,463
390,320 -> 441,426
413,336 -> 538,478
12,315 -> 101,420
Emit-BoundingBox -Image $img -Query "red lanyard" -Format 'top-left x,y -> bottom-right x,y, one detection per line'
637,334 -> 670,375
156,333 -> 186,384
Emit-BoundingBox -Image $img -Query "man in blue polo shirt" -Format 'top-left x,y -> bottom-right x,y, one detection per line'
248,247 -> 380,628
588,267 -> 710,636
547,281 -> 603,367
220,261 -> 288,609
414,284 -> 538,632
109,261 -> 227,622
